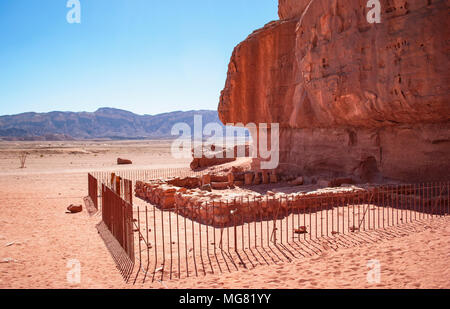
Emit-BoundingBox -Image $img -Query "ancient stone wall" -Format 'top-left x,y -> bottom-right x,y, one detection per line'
135,174 -> 366,226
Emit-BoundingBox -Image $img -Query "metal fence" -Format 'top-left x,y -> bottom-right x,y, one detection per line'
91,168 -> 209,187
88,173 -> 98,210
101,184 -> 135,261
131,182 -> 449,283
90,168 -> 218,210
89,172 -> 449,284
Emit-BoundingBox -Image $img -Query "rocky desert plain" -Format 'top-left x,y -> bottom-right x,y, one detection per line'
0,140 -> 449,289
1,0 -> 450,289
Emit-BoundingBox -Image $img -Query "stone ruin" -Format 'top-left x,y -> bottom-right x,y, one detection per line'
190,144 -> 251,170
135,169 -> 367,226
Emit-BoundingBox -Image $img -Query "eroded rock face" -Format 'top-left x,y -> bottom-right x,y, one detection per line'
219,0 -> 450,182
278,0 -> 310,20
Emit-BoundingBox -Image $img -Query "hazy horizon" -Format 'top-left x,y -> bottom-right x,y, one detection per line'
0,106 -> 219,117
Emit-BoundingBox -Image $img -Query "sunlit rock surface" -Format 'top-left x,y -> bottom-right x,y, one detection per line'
219,0 -> 450,182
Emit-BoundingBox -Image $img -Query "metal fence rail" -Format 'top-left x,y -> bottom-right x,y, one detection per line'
101,184 -> 135,261
89,171 -> 449,284
91,168 -> 209,187
88,173 -> 98,210
91,168 -> 220,210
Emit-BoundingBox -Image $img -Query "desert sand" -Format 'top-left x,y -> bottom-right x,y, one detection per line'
0,140 -> 449,289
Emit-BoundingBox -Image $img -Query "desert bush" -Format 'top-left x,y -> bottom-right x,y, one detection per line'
19,152 -> 28,168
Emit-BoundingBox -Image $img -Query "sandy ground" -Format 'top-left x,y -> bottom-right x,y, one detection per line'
0,140 -> 449,289
162,217 -> 450,289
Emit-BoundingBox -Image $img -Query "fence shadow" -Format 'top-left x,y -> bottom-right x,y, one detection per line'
165,216 -> 448,279
96,221 -> 135,282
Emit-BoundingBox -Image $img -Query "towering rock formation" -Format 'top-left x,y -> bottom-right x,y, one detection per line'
219,0 -> 449,183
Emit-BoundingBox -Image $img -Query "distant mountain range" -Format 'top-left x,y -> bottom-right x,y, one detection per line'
0,108 -> 234,141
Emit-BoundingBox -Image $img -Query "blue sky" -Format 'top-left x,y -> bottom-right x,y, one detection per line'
0,0 -> 278,116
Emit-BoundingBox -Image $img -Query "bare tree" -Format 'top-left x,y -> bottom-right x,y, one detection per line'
19,152 -> 28,169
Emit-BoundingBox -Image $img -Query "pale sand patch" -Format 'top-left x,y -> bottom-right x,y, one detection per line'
0,140 -> 448,289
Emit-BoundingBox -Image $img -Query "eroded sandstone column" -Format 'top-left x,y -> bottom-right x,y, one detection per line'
219,0 -> 450,182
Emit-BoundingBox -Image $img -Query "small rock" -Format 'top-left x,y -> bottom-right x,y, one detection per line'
349,226 -> 360,232
67,204 -> 83,213
117,158 -> 133,165
294,226 -> 308,234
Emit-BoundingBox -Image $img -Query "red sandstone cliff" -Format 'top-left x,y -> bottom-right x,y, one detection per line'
219,0 -> 450,183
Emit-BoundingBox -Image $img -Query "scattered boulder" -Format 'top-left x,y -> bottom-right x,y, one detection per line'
294,226 -> 308,235
67,204 -> 83,213
117,158 -> 132,165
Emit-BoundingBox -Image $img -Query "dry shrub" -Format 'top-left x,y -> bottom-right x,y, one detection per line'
19,152 -> 28,168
